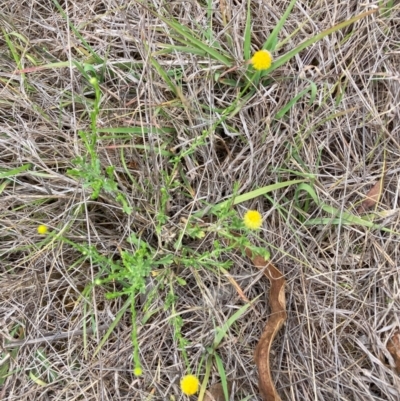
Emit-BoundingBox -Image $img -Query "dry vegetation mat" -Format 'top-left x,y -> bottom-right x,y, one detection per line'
1,0 -> 400,400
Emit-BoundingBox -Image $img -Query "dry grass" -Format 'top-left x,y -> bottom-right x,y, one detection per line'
1,0 -> 400,400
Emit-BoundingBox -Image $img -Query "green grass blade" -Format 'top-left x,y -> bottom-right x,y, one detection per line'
195,179 -> 306,218
232,179 -> 306,205
214,352 -> 230,401
97,126 -> 175,135
302,217 -> 396,233
1,28 -> 22,70
0,354 -> 11,386
166,19 -> 232,66
243,0 -> 252,60
92,298 -> 131,358
379,0 -> 394,18
267,9 -> 377,75
274,81 -> 317,119
155,45 -> 208,57
142,5 -> 233,66
198,353 -> 213,401
213,298 -> 257,349
0,181 -> 9,195
29,371 -> 47,386
149,55 -> 178,96
0,328 -> 20,386
296,183 -> 399,234
204,0 -> 215,44
0,164 -> 31,179
264,0 -> 297,52
141,35 -> 178,95
51,0 -> 103,63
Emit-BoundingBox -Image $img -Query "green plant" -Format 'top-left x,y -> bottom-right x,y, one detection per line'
66,69 -> 132,214
197,300 -> 257,401
53,179 -> 277,375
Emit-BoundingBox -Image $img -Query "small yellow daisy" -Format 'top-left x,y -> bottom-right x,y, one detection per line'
243,210 -> 263,230
37,225 -> 48,235
180,374 -> 199,396
250,50 -> 273,71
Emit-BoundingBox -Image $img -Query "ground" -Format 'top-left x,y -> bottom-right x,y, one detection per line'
1,1 -> 400,400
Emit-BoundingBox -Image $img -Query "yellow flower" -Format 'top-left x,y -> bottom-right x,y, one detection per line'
180,374 -> 199,396
251,50 -> 273,71
133,367 -> 142,376
37,225 -> 48,235
243,210 -> 263,230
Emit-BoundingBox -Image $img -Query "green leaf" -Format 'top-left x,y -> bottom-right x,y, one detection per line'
243,0 -> 252,60
0,164 -> 31,179
266,9 -> 378,75
274,81 -> 317,119
214,352 -> 230,401
295,183 -> 399,234
213,299 -> 257,349
175,276 -> 187,286
196,179 -> 306,218
29,371 -> 47,386
93,298 -> 131,358
155,45 -> 208,57
149,55 -> 178,96
142,5 -> 233,66
264,0 -> 297,52
50,0 -> 103,63
97,126 -> 175,135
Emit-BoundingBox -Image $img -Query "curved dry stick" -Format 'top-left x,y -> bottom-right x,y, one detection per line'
244,248 -> 287,401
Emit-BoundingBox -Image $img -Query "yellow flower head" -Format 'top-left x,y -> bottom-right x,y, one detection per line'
251,50 -> 273,71
243,210 -> 262,230
133,367 -> 142,376
37,225 -> 48,235
180,374 -> 199,396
